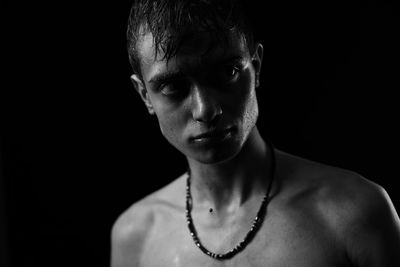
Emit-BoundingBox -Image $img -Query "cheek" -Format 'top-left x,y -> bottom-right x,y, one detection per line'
229,69 -> 259,137
149,91 -> 192,149
155,106 -> 186,147
244,93 -> 259,127
244,75 -> 259,126
228,69 -> 258,117
150,98 -> 176,136
159,118 -> 176,140
156,111 -> 174,135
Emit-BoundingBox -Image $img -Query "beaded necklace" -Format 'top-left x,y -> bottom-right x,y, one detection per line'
185,142 -> 276,260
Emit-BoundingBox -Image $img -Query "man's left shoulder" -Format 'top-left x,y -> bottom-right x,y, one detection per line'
283,151 -> 398,232
314,165 -> 400,265
282,151 -> 389,215
281,152 -> 400,265
319,167 -> 393,222
311,164 -> 392,225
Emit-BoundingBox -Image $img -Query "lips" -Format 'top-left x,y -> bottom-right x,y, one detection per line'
191,127 -> 234,143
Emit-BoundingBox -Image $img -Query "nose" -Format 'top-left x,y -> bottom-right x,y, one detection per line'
191,85 -> 222,123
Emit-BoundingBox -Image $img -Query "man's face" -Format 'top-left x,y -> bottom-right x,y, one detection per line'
132,30 -> 263,164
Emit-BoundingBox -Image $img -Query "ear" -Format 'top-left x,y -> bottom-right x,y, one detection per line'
130,74 -> 155,115
251,43 -> 264,88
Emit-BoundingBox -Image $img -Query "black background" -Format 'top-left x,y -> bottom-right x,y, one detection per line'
2,0 -> 399,266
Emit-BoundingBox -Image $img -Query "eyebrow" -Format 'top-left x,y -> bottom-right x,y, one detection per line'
149,70 -> 186,85
148,55 -> 245,85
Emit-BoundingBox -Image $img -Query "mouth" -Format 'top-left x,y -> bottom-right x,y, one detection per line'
191,127 -> 234,143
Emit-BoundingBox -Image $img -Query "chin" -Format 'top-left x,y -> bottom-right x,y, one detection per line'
188,141 -> 242,164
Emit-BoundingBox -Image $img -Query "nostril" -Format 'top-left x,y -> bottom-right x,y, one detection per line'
192,101 -> 222,123
191,85 -> 223,123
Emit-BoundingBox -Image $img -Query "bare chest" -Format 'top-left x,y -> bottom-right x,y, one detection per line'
139,209 -> 349,267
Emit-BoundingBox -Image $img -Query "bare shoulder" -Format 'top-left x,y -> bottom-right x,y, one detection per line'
110,173 -> 187,267
277,150 -> 400,266
277,150 -> 398,223
276,150 -> 392,209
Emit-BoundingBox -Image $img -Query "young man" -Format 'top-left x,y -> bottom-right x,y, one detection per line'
111,1 -> 400,266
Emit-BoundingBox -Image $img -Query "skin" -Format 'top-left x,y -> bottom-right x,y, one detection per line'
110,29 -> 400,267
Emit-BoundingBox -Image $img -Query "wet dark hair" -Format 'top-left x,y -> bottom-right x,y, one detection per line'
126,0 -> 255,80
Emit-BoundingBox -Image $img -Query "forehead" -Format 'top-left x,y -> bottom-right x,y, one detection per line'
137,29 -> 250,82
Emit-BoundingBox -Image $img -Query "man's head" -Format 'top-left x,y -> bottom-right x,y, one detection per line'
127,0 -> 264,164
127,0 -> 256,81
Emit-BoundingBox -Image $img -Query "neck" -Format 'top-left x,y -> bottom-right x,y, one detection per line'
187,128 -> 273,213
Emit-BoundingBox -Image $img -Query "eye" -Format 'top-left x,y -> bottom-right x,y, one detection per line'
226,66 -> 239,77
220,65 -> 241,84
160,79 -> 190,96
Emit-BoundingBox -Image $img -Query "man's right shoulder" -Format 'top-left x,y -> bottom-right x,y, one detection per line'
111,197 -> 156,244
110,173 -> 187,266
110,196 -> 157,267
113,172 -> 187,233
